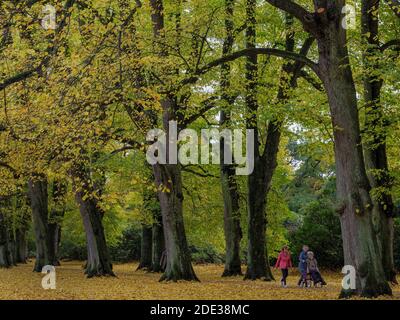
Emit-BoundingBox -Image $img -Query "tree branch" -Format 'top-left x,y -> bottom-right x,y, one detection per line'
265,0 -> 318,36
380,39 -> 400,51
0,0 -> 76,91
181,47 -> 319,87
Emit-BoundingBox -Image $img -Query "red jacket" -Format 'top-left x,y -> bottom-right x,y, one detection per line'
275,251 -> 293,269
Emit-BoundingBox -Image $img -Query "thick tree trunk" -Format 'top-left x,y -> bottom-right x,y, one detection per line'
15,228 -> 27,263
75,189 -> 114,277
220,0 -> 242,277
313,1 -> 391,297
361,0 -> 397,284
48,180 -> 66,266
0,212 -> 12,268
7,236 -> 16,266
153,162 -> 198,282
28,178 -> 56,272
221,160 -> 242,277
151,208 -> 165,273
137,225 -> 153,270
48,222 -> 61,266
73,165 -> 114,277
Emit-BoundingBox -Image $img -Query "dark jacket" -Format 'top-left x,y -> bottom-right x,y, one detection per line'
298,251 -> 308,273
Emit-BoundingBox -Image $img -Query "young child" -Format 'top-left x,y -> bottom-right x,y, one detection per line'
297,245 -> 309,287
274,245 -> 293,287
306,251 -> 327,287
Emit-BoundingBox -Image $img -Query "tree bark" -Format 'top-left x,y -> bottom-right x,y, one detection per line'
312,1 -> 391,298
220,0 -> 243,277
153,162 -> 198,281
48,180 -> 67,266
361,0 -> 397,284
15,228 -> 27,263
151,204 -> 165,273
0,212 -> 12,268
137,225 -> 153,270
28,178 -> 57,271
73,165 -> 114,277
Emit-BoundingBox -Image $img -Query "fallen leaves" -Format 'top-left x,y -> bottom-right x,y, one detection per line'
0,261 -> 398,300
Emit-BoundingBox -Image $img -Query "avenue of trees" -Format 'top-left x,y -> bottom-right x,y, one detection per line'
1,0 -> 400,298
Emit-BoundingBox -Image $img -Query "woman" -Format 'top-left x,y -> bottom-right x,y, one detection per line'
274,246 -> 293,287
297,245 -> 309,287
306,251 -> 327,287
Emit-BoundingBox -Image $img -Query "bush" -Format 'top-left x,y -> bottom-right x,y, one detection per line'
59,240 -> 87,261
289,199 -> 343,269
109,226 -> 141,263
189,244 -> 224,264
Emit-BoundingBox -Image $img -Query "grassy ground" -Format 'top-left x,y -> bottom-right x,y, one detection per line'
0,260 -> 399,300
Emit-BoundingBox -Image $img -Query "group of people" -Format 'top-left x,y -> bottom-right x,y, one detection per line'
274,245 -> 327,288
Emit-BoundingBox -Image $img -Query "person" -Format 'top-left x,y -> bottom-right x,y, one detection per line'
297,245 -> 309,287
274,246 -> 293,287
306,251 -> 327,287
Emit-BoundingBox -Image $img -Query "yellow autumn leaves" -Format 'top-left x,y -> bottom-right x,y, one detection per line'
0,261 -> 399,300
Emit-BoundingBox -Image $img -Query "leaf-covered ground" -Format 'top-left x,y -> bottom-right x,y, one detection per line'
0,261 -> 399,300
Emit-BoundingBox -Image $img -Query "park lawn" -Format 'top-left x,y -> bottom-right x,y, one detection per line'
0,261 -> 399,300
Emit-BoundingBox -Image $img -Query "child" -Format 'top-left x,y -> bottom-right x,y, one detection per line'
297,245 -> 309,287
306,251 -> 327,287
275,245 -> 293,287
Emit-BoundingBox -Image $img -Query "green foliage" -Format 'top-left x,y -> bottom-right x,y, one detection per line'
289,198 -> 343,269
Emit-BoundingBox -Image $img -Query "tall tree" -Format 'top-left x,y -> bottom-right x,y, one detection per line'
361,0 -> 397,284
265,0 -> 391,297
149,0 -> 198,281
28,177 -> 59,271
220,0 -> 243,277
72,164 -> 114,277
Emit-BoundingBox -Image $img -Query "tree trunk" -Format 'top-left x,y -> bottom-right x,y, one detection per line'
47,222 -> 61,266
28,178 -> 56,271
313,1 -> 391,297
221,160 -> 242,277
220,0 -> 242,277
243,0 -> 273,281
361,0 -> 397,284
48,180 -> 66,266
73,165 -> 114,277
15,228 -> 27,263
153,162 -> 198,281
0,212 -> 12,268
151,207 -> 165,273
137,225 -> 153,270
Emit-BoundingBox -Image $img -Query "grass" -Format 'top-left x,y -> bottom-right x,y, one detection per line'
0,260 -> 399,300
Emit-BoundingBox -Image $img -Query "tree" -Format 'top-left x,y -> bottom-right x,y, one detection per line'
219,0 -> 243,277
265,0 -> 391,297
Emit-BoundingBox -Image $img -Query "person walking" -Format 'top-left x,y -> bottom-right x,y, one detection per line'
275,245 -> 293,287
297,245 -> 309,287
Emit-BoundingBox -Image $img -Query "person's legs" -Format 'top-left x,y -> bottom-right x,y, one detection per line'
281,269 -> 288,286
